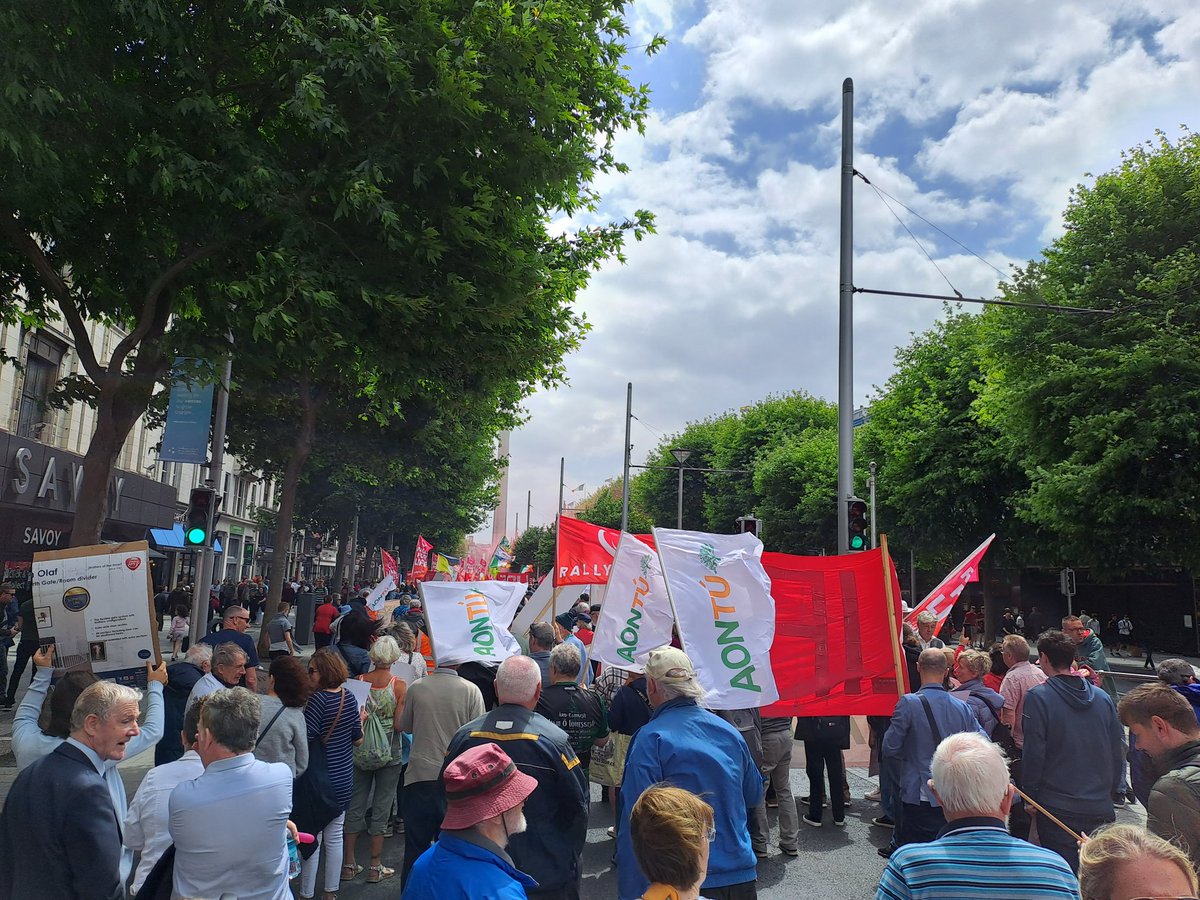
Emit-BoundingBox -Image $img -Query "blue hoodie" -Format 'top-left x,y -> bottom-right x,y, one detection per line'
1022,674 -> 1124,816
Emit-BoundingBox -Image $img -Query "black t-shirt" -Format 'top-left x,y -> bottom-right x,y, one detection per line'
17,599 -> 38,643
535,683 -> 607,774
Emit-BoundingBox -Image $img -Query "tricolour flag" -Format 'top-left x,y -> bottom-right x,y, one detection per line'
590,533 -> 675,673
419,581 -> 524,666
654,528 -> 779,709
904,534 -> 996,632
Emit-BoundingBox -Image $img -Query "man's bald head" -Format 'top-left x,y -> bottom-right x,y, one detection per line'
917,647 -> 949,685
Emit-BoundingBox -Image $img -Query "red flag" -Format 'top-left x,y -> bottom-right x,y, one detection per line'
904,534 -> 995,632
761,548 -> 907,717
554,517 -> 653,586
411,535 -> 433,582
381,550 -> 399,585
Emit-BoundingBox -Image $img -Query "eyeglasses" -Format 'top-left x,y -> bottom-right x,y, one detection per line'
308,667 -> 318,675
706,824 -> 716,843
230,616 -> 249,622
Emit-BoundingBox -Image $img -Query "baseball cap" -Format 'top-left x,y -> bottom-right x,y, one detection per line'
644,645 -> 696,683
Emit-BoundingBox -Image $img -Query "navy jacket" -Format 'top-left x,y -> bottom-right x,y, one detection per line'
157,660 -> 206,765
444,703 -> 588,892
0,742 -> 124,900
1022,674 -> 1124,816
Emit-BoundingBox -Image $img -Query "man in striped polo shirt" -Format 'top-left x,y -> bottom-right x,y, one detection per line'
876,732 -> 1080,900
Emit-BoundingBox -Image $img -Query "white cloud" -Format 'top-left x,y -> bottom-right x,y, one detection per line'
474,1 -> 1197,543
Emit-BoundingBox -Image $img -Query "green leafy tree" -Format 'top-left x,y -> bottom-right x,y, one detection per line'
981,129 -> 1200,569
754,429 -> 840,554
0,0 -> 655,546
577,478 -> 655,533
511,524 -> 555,577
860,311 -> 1028,569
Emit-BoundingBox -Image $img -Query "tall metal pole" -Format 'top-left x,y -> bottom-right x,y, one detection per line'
621,382 -> 632,533
677,463 -> 684,529
868,460 -> 877,549
515,512 -> 519,537
837,77 -> 855,555
347,508 -> 359,591
558,457 -> 565,518
527,490 -> 532,531
190,352 -> 232,645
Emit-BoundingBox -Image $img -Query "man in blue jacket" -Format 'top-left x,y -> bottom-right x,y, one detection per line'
616,646 -> 763,900
404,742 -> 539,899
1022,629 -> 1124,872
882,648 -> 984,856
444,655 -> 589,899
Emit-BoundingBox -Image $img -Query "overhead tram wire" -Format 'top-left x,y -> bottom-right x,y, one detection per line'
854,167 -> 1115,318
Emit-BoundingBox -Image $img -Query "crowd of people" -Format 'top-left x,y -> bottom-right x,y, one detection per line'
2,579 -> 1200,900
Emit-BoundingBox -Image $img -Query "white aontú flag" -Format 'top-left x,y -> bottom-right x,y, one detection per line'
654,528 -> 779,709
590,533 -> 675,673
419,581 -> 525,667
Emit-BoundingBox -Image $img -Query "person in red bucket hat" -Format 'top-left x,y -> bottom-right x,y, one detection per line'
402,742 -> 539,899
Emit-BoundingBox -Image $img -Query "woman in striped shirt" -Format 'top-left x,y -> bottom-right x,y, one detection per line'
299,648 -> 363,900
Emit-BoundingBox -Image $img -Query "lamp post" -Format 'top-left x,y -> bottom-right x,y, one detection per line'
670,448 -> 694,529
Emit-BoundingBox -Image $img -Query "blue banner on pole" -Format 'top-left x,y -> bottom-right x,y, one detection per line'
160,360 -> 214,464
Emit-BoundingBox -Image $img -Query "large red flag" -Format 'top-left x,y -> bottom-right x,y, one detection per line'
555,517 -> 652,586
904,534 -> 995,632
381,549 -> 399,585
761,548 -> 907,717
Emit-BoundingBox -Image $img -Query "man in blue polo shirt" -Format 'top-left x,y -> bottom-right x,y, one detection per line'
877,732 -> 1079,899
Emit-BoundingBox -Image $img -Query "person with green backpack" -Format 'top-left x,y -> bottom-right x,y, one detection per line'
341,635 -> 407,885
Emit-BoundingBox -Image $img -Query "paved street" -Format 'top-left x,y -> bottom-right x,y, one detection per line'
0,636 -> 1162,899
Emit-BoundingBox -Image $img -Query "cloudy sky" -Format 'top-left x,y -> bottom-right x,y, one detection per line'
477,0 -> 1199,543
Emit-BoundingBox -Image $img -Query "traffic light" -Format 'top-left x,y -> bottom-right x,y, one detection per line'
847,497 -> 868,552
185,487 -> 216,547
735,516 -> 762,536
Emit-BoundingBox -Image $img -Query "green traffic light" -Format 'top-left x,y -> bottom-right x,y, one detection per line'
849,535 -> 866,551
186,527 -> 207,545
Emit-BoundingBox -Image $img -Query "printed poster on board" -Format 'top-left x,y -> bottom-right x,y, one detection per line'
33,541 -> 159,687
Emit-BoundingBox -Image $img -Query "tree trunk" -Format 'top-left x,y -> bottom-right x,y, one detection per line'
70,375 -> 157,547
257,385 -> 323,657
363,539 -> 377,584
333,514 -> 353,597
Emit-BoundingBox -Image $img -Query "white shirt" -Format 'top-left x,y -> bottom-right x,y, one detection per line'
124,749 -> 205,893
185,671 -> 227,713
169,753 -> 293,900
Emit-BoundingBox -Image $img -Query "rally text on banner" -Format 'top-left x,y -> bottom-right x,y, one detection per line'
555,516 -> 653,586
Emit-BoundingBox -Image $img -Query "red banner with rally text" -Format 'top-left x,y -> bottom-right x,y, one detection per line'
761,548 -> 907,717
555,517 -> 653,586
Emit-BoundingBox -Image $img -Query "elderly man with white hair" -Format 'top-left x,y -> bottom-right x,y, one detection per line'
444,654 -> 589,900
615,646 -> 763,900
876,732 -> 1080,900
914,611 -> 945,650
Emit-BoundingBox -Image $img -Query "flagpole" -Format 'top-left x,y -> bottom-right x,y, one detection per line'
880,533 -> 908,694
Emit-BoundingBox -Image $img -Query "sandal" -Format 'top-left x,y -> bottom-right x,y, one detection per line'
366,864 -> 395,884
340,863 -> 363,880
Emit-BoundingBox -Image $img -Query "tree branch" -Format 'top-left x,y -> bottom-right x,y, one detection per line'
0,209 -> 106,383
108,241 -> 227,372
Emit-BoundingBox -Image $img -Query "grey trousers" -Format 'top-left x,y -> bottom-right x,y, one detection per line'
752,728 -> 799,851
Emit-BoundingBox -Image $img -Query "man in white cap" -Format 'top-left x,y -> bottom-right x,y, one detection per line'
402,742 -> 539,900
616,646 -> 763,900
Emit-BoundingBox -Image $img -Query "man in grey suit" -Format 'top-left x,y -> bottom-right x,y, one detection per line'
0,679 -> 143,900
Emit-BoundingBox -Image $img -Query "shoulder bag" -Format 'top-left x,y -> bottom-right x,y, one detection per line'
291,689 -> 346,857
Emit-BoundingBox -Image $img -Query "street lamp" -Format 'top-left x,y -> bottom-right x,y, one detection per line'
670,448 -> 694,529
